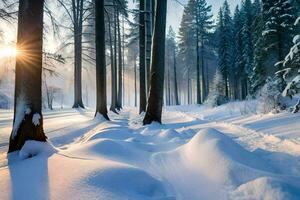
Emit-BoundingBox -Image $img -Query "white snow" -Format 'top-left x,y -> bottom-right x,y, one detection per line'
1,104 -> 300,199
32,113 -> 41,126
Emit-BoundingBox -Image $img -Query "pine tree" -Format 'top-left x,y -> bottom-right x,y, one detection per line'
205,70 -> 226,107
240,0 -> 255,97
232,6 -> 244,99
262,0 -> 297,71
217,1 -> 233,99
250,0 -> 266,94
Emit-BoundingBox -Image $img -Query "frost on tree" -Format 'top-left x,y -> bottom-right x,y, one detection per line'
205,70 -> 226,107
9,0 -> 47,153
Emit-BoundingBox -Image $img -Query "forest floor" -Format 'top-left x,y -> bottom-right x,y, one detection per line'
1,102 -> 300,199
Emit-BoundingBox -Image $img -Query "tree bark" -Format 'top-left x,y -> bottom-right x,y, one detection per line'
145,0 -> 152,93
173,49 -> 179,105
134,56 -> 137,107
143,0 -> 167,125
139,0 -> 147,113
72,0 -> 85,109
9,0 -> 47,152
95,0 -> 109,120
109,7 -> 117,113
196,24 -> 201,104
117,9 -> 123,110
201,38 -> 206,101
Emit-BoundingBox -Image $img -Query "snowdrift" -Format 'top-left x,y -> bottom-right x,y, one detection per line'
152,128 -> 300,199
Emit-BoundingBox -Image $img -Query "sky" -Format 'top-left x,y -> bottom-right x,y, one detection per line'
166,0 -> 240,33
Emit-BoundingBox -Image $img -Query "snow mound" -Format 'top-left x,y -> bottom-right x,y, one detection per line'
87,166 -> 172,199
153,128 -> 274,188
158,129 -> 180,140
19,140 -> 57,159
231,177 -> 300,200
76,138 -> 148,163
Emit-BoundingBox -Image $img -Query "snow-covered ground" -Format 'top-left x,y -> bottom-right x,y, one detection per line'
1,103 -> 300,200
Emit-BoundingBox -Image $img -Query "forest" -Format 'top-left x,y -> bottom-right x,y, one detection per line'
0,0 -> 300,199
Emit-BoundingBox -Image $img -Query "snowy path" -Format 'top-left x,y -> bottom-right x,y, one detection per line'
1,105 -> 300,199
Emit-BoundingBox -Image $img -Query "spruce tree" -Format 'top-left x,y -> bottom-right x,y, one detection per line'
262,0 -> 297,71
217,1 -> 233,99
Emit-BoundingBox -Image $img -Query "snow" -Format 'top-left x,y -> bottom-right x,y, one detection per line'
32,113 -> 41,126
1,104 -> 300,199
11,96 -> 28,138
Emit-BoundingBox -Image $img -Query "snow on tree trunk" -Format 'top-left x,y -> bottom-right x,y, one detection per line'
9,0 -> 47,153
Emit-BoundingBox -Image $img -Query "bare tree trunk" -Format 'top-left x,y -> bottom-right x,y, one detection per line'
122,16 -> 125,106
201,38 -> 206,102
196,27 -> 201,104
108,11 -> 117,113
95,0 -> 109,120
134,56 -> 137,107
9,0 -> 47,152
167,63 -> 171,105
139,0 -> 147,113
72,0 -> 85,108
145,0 -> 152,93
143,0 -> 167,125
173,49 -> 179,105
187,68 -> 191,104
117,9 -> 123,110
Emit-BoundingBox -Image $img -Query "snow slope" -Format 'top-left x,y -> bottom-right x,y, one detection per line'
1,103 -> 300,199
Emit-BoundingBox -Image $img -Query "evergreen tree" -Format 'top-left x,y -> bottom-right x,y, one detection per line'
250,0 -> 266,94
217,1 -> 233,99
261,0 -> 297,71
240,0 -> 255,97
232,6 -> 244,99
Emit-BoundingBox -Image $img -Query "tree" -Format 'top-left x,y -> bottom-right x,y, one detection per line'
139,0 -> 147,113
250,0 -> 266,94
9,0 -> 47,152
217,1 -> 233,99
205,70 -> 226,107
261,0 -> 297,72
232,6 -> 243,99
143,0 -> 167,125
195,0 -> 213,103
95,0 -> 109,120
165,26 -> 179,105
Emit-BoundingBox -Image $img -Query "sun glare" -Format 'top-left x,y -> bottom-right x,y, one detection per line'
0,47 -> 18,59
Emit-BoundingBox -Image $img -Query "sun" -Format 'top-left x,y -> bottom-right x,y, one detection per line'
0,47 -> 18,59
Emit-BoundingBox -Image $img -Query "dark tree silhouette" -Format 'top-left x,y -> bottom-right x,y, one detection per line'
143,0 -> 167,125
9,0 -> 47,152
95,0 -> 109,120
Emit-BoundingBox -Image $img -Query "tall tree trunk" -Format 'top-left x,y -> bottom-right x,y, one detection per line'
173,49 -> 179,105
134,56 -> 137,107
143,0 -> 167,125
108,12 -> 117,113
187,68 -> 191,104
196,28 -> 201,104
72,0 -> 85,109
122,16 -> 125,106
9,0 -> 47,152
139,0 -> 147,113
117,9 -> 123,110
95,0 -> 109,120
167,63 -> 171,105
201,38 -> 206,101
145,0 -> 152,93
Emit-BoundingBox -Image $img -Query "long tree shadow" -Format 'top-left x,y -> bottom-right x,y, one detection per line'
7,154 -> 50,200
